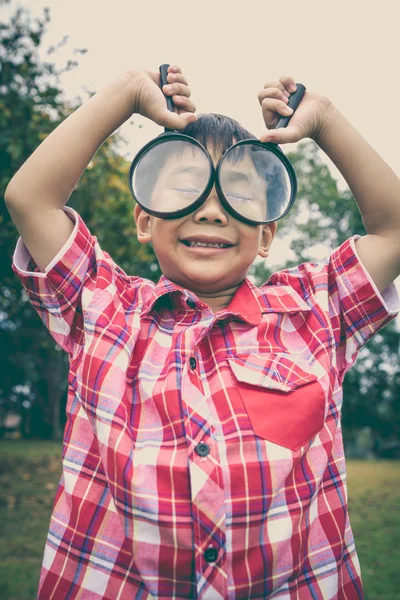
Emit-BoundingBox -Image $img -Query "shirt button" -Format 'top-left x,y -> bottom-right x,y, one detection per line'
186,299 -> 196,309
195,442 -> 210,457
204,546 -> 218,563
189,357 -> 197,369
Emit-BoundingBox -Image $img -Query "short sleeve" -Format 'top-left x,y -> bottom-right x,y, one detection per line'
11,206 -> 115,358
327,235 -> 400,381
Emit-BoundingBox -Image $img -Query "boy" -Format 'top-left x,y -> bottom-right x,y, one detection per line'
4,65 -> 400,599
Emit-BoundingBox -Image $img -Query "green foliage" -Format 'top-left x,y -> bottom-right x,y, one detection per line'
0,2 -> 71,439
0,3 -> 159,441
342,328 -> 400,457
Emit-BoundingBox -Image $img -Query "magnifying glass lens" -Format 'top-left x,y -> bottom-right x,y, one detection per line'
219,143 -> 293,223
131,139 -> 210,214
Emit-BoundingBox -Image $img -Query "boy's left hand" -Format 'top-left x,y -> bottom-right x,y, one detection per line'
258,76 -> 332,144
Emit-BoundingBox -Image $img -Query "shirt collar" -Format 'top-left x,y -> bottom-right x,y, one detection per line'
141,275 -> 311,325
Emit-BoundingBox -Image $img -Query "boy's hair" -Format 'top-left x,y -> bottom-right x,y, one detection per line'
181,113 -> 257,152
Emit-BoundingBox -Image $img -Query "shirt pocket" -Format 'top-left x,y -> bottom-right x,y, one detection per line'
227,353 -> 326,451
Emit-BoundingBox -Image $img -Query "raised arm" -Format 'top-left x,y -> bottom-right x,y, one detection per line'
4,66 -> 196,272
313,105 -> 400,292
258,75 -> 400,293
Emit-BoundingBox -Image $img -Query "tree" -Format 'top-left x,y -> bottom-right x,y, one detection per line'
0,2 -> 159,440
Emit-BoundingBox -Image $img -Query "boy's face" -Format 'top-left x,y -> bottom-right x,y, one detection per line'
134,142 -> 277,301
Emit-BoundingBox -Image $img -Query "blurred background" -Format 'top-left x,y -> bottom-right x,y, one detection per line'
0,1 -> 399,598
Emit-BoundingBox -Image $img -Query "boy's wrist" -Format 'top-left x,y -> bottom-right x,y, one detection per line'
313,102 -> 340,148
122,70 -> 149,114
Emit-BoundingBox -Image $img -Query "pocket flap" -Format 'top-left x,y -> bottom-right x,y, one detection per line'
227,353 -> 318,392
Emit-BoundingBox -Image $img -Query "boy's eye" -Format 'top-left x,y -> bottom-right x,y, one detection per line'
172,187 -> 200,194
226,192 -> 253,202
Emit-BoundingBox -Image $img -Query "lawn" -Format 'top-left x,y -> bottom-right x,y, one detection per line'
0,440 -> 399,599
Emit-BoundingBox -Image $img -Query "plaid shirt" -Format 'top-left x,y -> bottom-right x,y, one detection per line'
12,206 -> 399,600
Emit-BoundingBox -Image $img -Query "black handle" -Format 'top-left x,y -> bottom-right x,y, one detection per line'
159,64 -> 175,112
275,83 -> 306,129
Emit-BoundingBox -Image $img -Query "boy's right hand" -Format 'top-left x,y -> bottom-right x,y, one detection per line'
128,65 -> 197,130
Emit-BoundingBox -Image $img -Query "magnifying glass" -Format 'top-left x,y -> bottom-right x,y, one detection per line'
128,64 -> 306,225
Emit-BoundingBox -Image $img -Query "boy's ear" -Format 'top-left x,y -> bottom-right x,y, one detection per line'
258,222 -> 277,258
134,203 -> 152,244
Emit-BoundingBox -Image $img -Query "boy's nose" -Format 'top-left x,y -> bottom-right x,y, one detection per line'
193,186 -> 228,224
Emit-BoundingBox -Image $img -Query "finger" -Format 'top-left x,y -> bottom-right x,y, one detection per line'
163,82 -> 191,98
153,107 -> 197,130
168,64 -> 182,74
278,75 -> 297,94
172,95 -> 196,113
260,124 -> 302,145
263,80 -> 291,101
167,72 -> 188,86
263,80 -> 289,97
263,80 -> 286,90
261,97 -> 293,127
258,87 -> 289,106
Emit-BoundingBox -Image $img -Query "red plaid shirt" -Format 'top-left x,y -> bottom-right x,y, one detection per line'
12,207 -> 399,599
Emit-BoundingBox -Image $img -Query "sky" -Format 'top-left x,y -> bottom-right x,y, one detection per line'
4,0 -> 400,304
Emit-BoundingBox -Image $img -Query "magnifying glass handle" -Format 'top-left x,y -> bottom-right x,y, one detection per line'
159,63 -> 175,108
159,64 -> 175,133
275,83 -> 306,129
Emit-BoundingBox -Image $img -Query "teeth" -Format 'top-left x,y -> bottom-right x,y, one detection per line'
188,241 -> 228,248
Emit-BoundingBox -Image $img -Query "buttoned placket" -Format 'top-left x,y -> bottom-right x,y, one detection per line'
180,303 -> 227,598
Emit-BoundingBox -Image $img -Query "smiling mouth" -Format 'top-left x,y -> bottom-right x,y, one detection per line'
179,241 -> 233,256
180,241 -> 233,249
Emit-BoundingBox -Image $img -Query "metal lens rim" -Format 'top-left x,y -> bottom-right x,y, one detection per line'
129,132 -> 213,219
215,139 -> 298,225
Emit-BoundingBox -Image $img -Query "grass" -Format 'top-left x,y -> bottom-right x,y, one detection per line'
0,441 -> 63,600
0,439 -> 62,458
0,441 -> 399,600
346,461 -> 400,598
